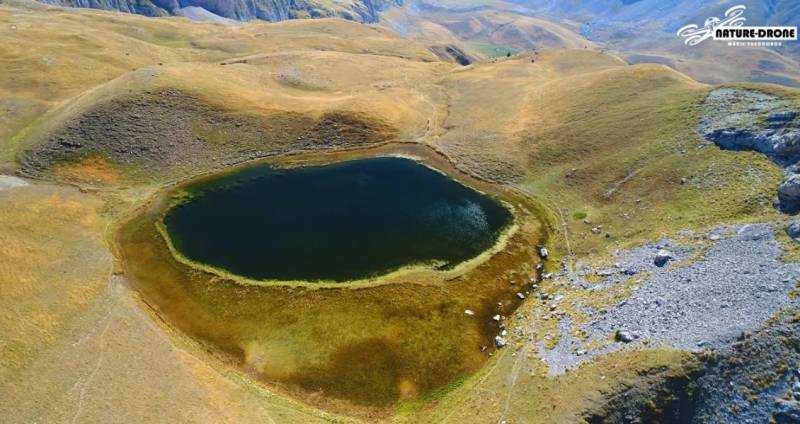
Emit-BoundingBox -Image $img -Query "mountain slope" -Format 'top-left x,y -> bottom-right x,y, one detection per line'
2,1 -> 800,423
37,0 -> 402,22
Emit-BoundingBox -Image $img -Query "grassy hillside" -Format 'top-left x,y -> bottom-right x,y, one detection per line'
0,1 -> 796,422
381,3 -> 592,60
1,2 -> 443,169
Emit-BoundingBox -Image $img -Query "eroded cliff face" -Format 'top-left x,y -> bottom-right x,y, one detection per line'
38,0 -> 401,23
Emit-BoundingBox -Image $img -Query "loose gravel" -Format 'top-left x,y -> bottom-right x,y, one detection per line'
532,223 -> 800,375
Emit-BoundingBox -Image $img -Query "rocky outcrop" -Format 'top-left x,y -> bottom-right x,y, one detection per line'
37,0 -> 402,23
700,88 -> 800,214
428,45 -> 474,66
779,175 -> 800,214
38,0 -> 173,17
787,221 -> 800,243
690,310 -> 800,423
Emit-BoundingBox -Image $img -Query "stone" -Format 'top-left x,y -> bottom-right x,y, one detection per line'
787,222 -> 800,243
516,292 -> 525,300
495,336 -> 507,348
591,226 -> 601,234
492,314 -> 501,322
779,174 -> 800,214
539,247 -> 549,259
774,399 -> 800,424
464,309 -> 475,316
0,175 -> 29,191
654,249 -> 673,267
616,330 -> 635,343
766,110 -> 797,122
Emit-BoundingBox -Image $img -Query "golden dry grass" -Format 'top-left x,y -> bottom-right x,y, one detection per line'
380,4 -> 592,59
1,1 -> 798,423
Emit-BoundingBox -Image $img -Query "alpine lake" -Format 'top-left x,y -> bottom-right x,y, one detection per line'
116,146 -> 549,417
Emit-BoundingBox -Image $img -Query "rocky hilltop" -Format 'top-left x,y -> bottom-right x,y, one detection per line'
38,0 -> 401,22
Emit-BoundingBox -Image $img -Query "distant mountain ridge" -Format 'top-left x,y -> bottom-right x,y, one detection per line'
506,0 -> 800,34
37,0 -> 402,22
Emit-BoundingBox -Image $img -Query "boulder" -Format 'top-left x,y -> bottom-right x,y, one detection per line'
615,330 -> 635,343
787,222 -> 800,243
779,174 -> 800,214
771,131 -> 800,156
539,247 -> 549,259
654,249 -> 673,267
774,399 -> 800,424
767,110 -> 797,123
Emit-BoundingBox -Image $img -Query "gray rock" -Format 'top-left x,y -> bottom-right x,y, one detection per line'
35,0 -> 396,23
767,111 -> 797,123
0,175 -> 29,191
579,222 -> 800,354
616,330 -> 635,343
779,175 -> 800,214
654,249 -> 673,267
699,89 -> 800,216
772,131 -> 800,156
495,336 -> 507,348
539,247 -> 549,259
774,399 -> 800,424
788,222 -> 800,243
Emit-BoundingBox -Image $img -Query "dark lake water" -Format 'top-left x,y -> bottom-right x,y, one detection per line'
162,157 -> 512,282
